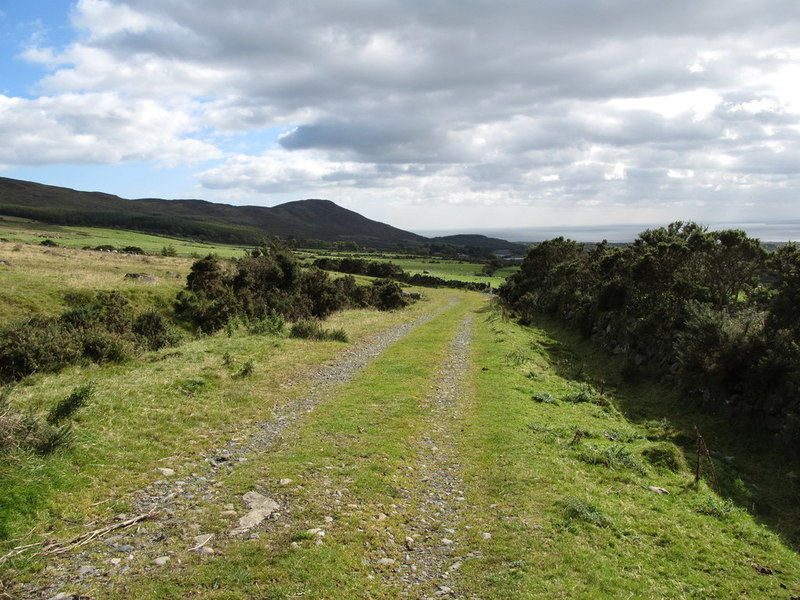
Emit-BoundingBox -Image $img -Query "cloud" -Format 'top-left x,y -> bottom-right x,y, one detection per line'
2,0 -> 800,226
0,92 -> 219,166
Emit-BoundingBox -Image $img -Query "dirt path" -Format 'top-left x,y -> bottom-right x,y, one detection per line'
391,315 -> 475,599
21,306 -> 450,600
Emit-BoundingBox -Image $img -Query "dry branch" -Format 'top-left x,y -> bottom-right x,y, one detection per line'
0,510 -> 157,566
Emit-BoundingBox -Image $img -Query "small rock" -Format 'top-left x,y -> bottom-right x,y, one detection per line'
77,565 -> 97,577
109,558 -> 122,566
157,467 -> 175,477
647,486 -> 670,495
450,561 -> 462,571
279,478 -> 293,485
437,585 -> 453,595
114,544 -> 134,553
482,532 -> 492,540
376,513 -> 387,521
237,492 -> 279,530
441,538 -> 453,545
48,593 -> 70,600
199,547 -> 215,555
153,556 -> 170,566
378,558 -> 396,566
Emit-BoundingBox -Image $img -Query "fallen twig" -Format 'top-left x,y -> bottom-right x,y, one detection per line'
0,510 -> 157,566
46,510 -> 158,556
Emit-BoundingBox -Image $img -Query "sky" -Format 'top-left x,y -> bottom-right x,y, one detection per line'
1,0 -> 799,239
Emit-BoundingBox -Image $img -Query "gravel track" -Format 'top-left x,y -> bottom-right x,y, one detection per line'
20,307 -> 446,600
389,315 -> 475,600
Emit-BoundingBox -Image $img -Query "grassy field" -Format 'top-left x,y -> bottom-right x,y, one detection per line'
297,249 -> 518,286
1,227 -> 799,598
0,216 -> 250,258
0,240 -> 191,326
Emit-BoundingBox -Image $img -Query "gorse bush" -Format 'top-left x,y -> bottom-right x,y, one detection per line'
0,292 -> 180,382
498,223 -> 800,454
175,240 -> 414,335
133,310 -> 183,351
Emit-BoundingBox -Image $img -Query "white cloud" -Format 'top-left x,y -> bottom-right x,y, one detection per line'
0,93 -> 219,165
2,0 -> 800,228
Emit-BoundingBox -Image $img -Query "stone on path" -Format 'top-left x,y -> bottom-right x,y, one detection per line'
230,491 -> 279,535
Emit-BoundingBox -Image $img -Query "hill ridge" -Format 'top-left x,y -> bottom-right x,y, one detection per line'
0,177 -> 427,249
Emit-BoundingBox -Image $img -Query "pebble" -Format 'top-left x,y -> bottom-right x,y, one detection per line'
441,538 -> 453,546
153,556 -> 170,566
157,467 -> 176,477
482,532 -> 492,540
76,565 -> 97,577
378,558 -> 396,566
279,478 -> 293,485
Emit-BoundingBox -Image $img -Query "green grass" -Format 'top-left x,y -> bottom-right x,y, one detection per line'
0,240 -> 190,326
0,218 -> 250,258
1,243 -> 799,599
297,249 -> 518,286
457,303 -> 800,599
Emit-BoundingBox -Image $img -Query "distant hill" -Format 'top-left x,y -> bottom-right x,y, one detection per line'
0,177 -> 429,249
431,234 -> 527,253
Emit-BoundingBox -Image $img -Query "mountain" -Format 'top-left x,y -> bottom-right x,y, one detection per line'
0,177 -> 427,248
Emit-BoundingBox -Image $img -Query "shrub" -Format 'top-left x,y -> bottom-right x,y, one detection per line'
248,313 -> 286,336
236,360 -> 255,378
47,384 -> 94,425
133,311 -> 182,351
0,385 -> 89,455
370,279 -> 409,311
289,320 -> 349,342
79,328 -> 134,364
0,317 -> 83,382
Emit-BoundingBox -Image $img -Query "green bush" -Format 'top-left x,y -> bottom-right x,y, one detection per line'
1,385 -> 90,455
248,313 -> 286,336
133,310 -> 182,350
0,317 -> 83,382
47,384 -> 94,425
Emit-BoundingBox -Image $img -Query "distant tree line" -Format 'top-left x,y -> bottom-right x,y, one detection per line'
311,257 -> 492,292
498,222 -> 800,454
